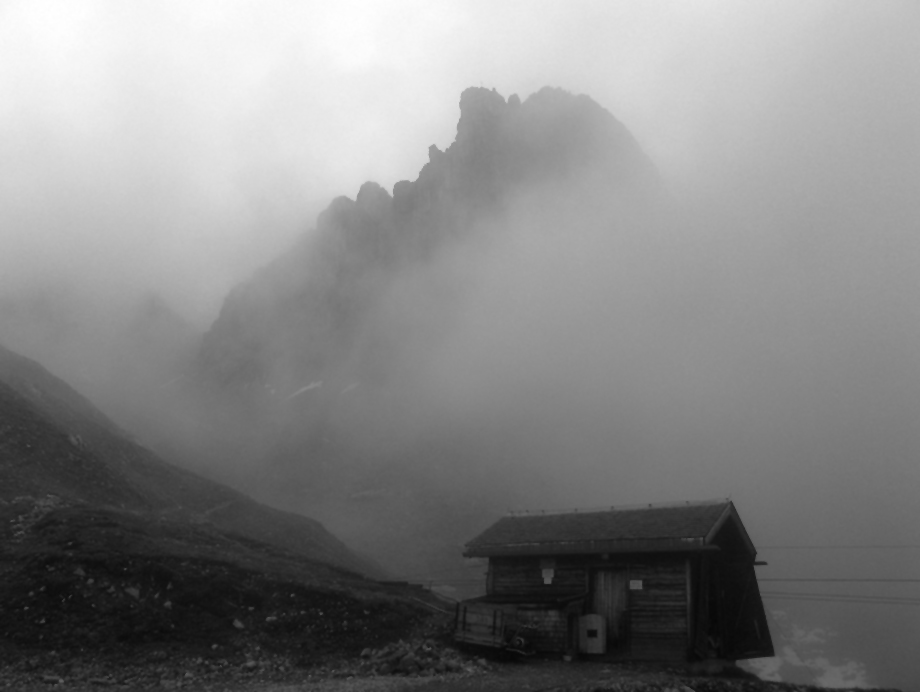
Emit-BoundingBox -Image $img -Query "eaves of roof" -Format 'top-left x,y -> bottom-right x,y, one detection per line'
463,536 -> 718,558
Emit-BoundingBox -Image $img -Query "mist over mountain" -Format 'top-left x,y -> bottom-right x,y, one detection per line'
198,86 -> 657,397
4,75 -> 918,687
0,342 -> 380,577
187,86 -> 668,576
0,290 -> 202,451
3,4 -> 919,687
181,84 -> 920,689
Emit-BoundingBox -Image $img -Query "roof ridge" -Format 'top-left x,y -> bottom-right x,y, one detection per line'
505,498 -> 730,517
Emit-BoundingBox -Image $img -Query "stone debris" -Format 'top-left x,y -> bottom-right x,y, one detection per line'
356,638 -> 488,677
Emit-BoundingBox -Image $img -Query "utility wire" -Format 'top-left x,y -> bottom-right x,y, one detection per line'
759,577 -> 920,583
763,590 -> 920,602
760,545 -> 920,549
762,591 -> 920,606
400,577 -> 920,585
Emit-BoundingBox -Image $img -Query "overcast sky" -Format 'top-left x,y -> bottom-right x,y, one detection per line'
2,0 -> 916,322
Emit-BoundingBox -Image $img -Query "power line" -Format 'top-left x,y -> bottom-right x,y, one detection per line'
760,545 -> 920,549
398,577 -> 920,585
763,590 -> 920,602
762,576 -> 920,583
762,591 -> 920,606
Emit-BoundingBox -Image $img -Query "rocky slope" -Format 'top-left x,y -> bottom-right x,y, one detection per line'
0,342 -> 378,576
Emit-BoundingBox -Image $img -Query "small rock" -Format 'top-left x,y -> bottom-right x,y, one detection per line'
125,587 -> 140,599
242,661 -> 257,671
233,619 -> 245,629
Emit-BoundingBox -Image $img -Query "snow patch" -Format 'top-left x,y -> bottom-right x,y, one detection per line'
286,381 -> 323,400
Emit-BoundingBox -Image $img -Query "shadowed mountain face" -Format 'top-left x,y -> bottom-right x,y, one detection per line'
190,87 -> 664,581
198,87 -> 658,399
0,343 -> 381,578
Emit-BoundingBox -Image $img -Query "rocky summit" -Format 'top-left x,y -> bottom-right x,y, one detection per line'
181,86 -> 668,585
197,87 -> 659,398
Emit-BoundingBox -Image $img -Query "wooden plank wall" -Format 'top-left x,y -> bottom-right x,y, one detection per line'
515,606 -> 568,652
628,557 -> 689,662
489,557 -> 587,597
455,602 -> 506,647
486,554 -> 692,660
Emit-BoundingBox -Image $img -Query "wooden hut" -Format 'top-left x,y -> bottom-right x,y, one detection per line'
456,499 -> 773,662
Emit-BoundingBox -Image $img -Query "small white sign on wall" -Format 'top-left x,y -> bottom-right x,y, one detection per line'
629,579 -> 643,590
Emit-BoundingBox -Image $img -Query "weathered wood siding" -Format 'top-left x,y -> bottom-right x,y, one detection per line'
628,557 -> 689,662
455,600 -> 572,653
455,601 -> 507,648
515,606 -> 568,652
483,554 -> 695,661
488,557 -> 587,597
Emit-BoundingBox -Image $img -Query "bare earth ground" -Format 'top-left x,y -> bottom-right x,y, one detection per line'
0,657 -> 784,692
1,646 -> 894,692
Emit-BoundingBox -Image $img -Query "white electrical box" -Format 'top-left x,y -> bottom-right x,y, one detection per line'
578,614 -> 606,654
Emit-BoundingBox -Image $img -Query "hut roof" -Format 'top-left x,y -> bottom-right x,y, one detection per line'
464,499 -> 755,557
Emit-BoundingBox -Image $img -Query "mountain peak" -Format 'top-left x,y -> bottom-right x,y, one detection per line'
199,86 -> 658,394
456,86 -> 507,141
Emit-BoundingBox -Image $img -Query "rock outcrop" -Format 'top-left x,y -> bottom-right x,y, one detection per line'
197,87 -> 658,398
186,86 -> 663,582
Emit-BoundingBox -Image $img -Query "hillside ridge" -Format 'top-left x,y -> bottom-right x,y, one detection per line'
0,342 -> 379,577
